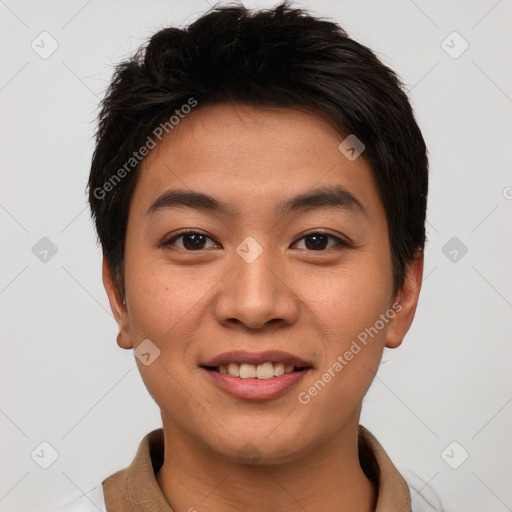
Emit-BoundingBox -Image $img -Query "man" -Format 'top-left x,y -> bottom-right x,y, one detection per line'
60,2 -> 439,510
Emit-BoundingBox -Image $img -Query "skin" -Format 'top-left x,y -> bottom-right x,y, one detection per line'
103,103 -> 423,512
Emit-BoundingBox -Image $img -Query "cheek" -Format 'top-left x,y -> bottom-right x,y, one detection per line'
302,256 -> 392,339
124,252 -> 207,342
297,282 -> 390,432
123,258 -> 207,421
123,254 -> 215,400
297,257 -> 391,400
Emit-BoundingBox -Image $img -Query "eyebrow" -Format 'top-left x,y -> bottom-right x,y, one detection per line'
146,185 -> 367,218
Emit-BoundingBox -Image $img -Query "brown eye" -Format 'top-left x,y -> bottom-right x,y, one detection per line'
164,231 -> 217,250
294,232 -> 349,251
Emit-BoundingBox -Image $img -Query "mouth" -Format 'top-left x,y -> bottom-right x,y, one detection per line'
199,350 -> 313,380
201,364 -> 312,401
199,351 -> 313,400
201,362 -> 312,379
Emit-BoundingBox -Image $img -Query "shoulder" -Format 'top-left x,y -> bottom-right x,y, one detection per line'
52,485 -> 106,512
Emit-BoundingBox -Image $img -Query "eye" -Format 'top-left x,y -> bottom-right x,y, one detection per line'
162,230 -> 350,252
293,232 -> 350,251
163,231 -> 219,251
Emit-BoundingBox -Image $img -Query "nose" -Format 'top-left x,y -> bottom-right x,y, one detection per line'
213,243 -> 299,331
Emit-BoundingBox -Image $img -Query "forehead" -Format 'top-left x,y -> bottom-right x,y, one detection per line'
145,103 -> 347,173
130,103 -> 385,224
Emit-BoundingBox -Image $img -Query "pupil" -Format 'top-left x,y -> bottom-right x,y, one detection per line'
305,234 -> 327,250
183,234 -> 205,250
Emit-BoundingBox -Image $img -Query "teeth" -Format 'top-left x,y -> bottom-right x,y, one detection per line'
227,363 -> 240,377
240,363 -> 256,378
256,362 -> 274,380
274,362 -> 285,376
217,362 -> 300,379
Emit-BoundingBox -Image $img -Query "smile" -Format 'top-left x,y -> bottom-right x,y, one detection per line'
201,365 -> 312,400
204,361 -> 309,379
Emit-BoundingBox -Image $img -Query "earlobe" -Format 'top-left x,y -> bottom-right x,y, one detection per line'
116,331 -> 132,350
102,257 -> 133,350
385,251 -> 424,349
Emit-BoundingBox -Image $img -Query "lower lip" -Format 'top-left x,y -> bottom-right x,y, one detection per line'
202,368 -> 311,400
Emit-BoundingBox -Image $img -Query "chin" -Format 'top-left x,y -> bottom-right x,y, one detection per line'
212,431 -> 309,466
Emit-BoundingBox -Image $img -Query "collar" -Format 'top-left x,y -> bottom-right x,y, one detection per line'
102,426 -> 411,511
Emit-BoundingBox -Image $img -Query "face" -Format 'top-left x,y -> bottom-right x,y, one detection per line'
104,103 -> 422,463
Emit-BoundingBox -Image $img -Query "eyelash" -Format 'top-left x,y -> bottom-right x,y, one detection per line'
162,230 -> 351,252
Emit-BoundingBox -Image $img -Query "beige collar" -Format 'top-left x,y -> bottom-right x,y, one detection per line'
102,426 -> 411,511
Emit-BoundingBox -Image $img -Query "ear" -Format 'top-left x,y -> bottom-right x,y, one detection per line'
385,250 -> 424,349
102,257 -> 133,350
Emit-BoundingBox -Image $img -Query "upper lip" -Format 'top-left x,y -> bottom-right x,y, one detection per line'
200,350 -> 313,368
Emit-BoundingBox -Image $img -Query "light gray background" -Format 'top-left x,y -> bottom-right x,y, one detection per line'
1,1 -> 511,511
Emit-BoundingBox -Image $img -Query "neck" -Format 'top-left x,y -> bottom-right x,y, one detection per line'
156,412 -> 377,512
